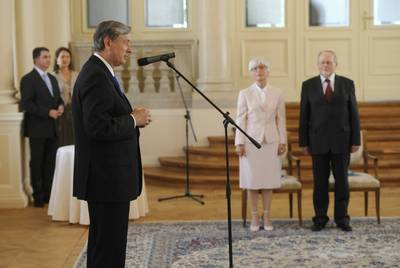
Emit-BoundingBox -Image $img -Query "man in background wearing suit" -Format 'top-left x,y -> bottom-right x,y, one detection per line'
20,47 -> 64,207
299,50 -> 360,232
72,21 -> 151,268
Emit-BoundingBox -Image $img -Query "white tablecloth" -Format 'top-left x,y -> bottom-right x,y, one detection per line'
48,145 -> 149,225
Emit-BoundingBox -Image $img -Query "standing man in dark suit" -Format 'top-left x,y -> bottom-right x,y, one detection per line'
299,50 -> 360,232
20,47 -> 64,207
72,21 -> 151,268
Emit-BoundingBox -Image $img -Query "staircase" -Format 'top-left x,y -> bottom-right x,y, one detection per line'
144,102 -> 400,187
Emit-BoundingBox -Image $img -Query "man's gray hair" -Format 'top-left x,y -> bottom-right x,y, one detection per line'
93,20 -> 131,52
317,50 -> 338,65
248,58 -> 270,72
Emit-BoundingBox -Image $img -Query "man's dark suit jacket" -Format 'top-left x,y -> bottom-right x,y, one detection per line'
20,69 -> 63,138
72,55 -> 142,202
299,75 -> 361,154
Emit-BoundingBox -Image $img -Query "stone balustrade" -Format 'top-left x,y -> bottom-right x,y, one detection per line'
70,39 -> 196,108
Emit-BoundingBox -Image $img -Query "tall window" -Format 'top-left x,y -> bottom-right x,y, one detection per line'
145,0 -> 188,28
309,0 -> 349,27
374,0 -> 400,25
87,0 -> 130,28
246,0 -> 285,28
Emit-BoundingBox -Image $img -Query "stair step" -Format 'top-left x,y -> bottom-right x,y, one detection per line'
159,156 -> 400,170
288,131 -> 400,143
159,156 -> 238,172
286,108 -> 400,119
208,136 -> 235,147
187,144 -> 400,161
286,122 -> 400,132
206,133 -> 400,148
144,166 -> 239,185
187,146 -> 237,157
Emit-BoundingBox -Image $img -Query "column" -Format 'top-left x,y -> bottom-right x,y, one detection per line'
15,0 -> 71,77
0,0 -> 28,208
195,0 -> 236,108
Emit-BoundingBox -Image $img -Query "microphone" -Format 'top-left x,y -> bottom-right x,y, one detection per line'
137,52 -> 175,66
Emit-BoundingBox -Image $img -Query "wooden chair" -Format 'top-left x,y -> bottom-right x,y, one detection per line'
328,131 -> 381,224
241,142 -> 303,226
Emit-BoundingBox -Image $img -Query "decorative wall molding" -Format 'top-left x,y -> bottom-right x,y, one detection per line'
304,37 -> 352,77
241,39 -> 289,77
369,36 -> 400,76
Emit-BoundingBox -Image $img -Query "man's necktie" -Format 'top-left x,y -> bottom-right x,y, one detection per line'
111,75 -> 124,94
42,73 -> 54,96
325,79 -> 333,102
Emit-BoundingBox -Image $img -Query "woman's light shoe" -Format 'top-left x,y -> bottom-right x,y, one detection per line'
250,224 -> 260,232
250,211 -> 259,231
264,224 -> 274,231
263,210 -> 273,231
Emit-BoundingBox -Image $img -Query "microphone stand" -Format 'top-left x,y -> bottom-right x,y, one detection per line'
163,60 -> 261,268
158,75 -> 204,205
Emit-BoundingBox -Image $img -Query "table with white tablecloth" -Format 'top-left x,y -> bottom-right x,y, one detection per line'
48,145 -> 149,225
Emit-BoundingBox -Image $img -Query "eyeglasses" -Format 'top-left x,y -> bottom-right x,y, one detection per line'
251,65 -> 267,71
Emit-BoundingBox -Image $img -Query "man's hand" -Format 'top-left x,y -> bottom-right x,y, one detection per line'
49,109 -> 59,119
132,107 -> 151,127
351,145 -> 359,153
301,146 -> 310,155
278,144 -> 286,155
236,144 -> 246,157
57,105 -> 64,116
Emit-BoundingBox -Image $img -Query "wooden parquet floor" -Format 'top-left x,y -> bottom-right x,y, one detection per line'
1,183 -> 399,268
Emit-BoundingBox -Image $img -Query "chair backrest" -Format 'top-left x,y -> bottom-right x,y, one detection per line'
281,132 -> 291,168
281,151 -> 288,167
350,130 -> 364,166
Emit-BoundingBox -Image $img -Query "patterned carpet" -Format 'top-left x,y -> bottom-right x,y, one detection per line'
74,218 -> 400,267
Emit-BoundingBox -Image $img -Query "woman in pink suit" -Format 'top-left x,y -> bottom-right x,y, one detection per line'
235,58 -> 287,231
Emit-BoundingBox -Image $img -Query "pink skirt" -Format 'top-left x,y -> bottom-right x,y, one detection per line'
239,141 -> 282,189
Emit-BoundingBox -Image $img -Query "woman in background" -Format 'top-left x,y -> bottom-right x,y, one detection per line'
53,47 -> 78,145
235,58 -> 287,231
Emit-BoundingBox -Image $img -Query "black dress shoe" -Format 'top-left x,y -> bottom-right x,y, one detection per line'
33,199 -> 45,207
337,223 -> 352,232
311,224 -> 325,231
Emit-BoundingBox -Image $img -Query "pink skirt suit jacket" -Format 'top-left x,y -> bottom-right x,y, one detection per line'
234,83 -> 287,189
